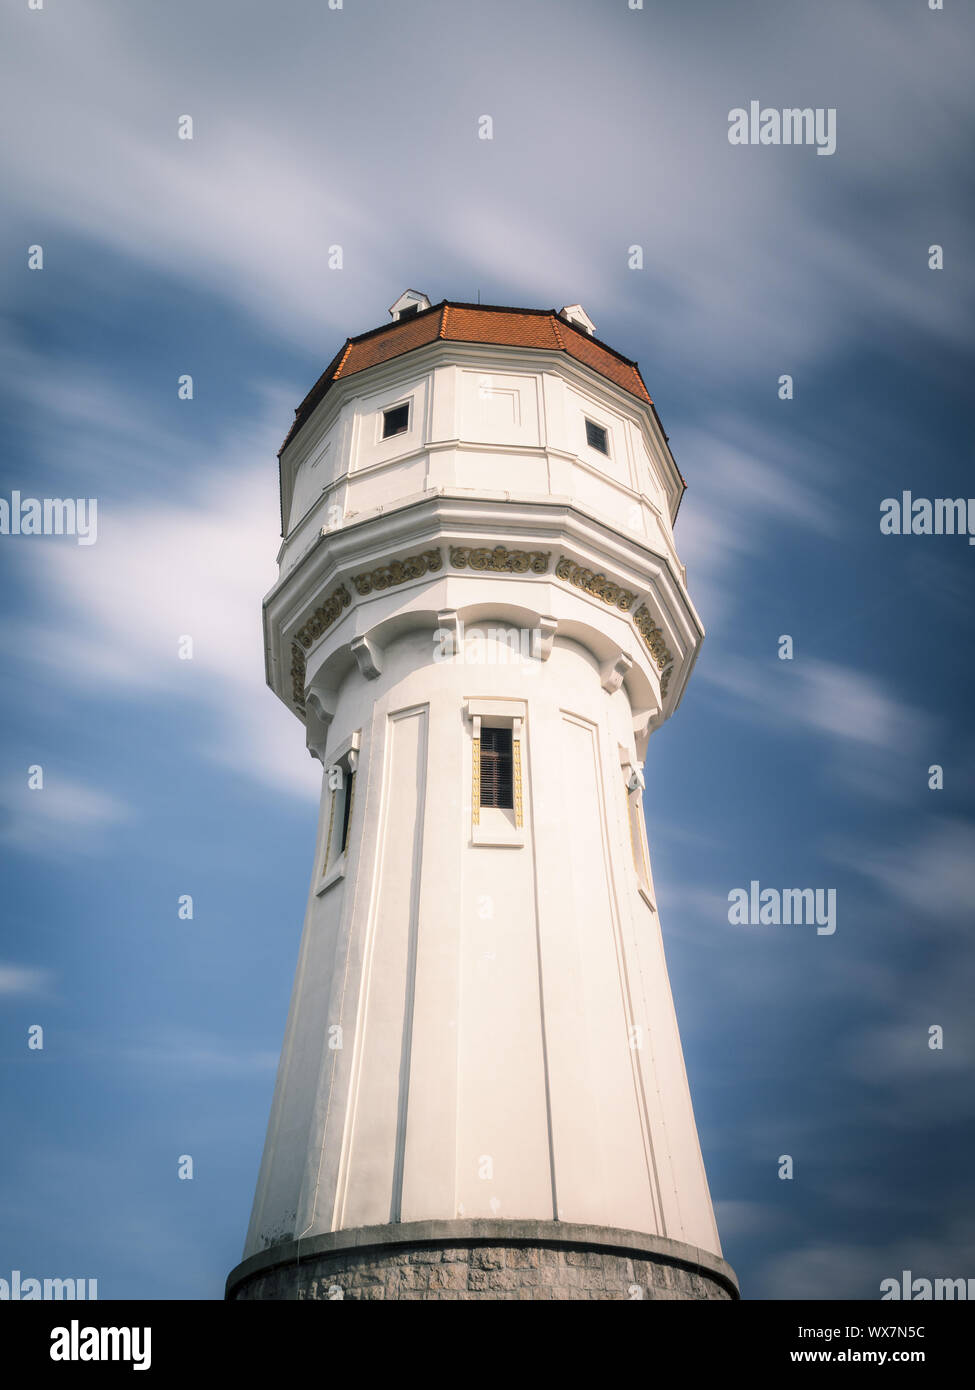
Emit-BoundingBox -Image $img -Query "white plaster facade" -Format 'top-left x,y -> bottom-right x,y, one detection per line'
243,305 -> 722,1263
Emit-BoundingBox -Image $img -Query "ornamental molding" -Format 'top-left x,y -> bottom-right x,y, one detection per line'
295,583 -> 352,651
449,544 -> 551,574
290,582 -> 352,712
351,548 -> 443,596
290,645 -> 307,713
555,555 -> 635,612
284,533 -> 681,715
555,553 -> 676,699
290,551 -> 441,711
633,604 -> 674,697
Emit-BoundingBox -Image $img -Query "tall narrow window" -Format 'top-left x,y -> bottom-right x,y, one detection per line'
479,726 -> 513,809
468,701 -> 526,846
621,754 -> 656,909
320,735 -> 361,886
339,770 -> 355,853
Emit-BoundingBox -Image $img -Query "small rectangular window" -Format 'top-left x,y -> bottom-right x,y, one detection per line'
479,726 -> 513,810
382,403 -> 410,438
397,304 -> 419,320
585,419 -> 608,454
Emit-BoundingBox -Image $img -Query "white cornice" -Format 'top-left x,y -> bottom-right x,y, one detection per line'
263,492 -> 703,725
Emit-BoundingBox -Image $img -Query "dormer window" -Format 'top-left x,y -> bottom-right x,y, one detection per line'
382,402 -> 410,438
389,289 -> 432,321
585,419 -> 609,455
559,304 -> 597,337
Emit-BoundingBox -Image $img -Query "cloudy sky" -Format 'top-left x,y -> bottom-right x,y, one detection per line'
1,0 -> 973,1300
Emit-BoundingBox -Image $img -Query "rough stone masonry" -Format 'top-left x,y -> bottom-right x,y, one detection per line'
231,1240 -> 735,1302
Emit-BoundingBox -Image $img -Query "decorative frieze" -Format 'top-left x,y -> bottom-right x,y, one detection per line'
290,582 -> 352,712
351,548 -> 443,596
287,543 -> 677,716
295,584 -> 352,650
633,604 -> 674,697
555,555 -> 635,612
290,644 -> 307,714
449,545 -> 550,574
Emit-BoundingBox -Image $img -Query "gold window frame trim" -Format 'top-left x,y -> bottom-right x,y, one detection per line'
323,786 -> 338,876
466,700 -> 527,842
472,731 -> 481,828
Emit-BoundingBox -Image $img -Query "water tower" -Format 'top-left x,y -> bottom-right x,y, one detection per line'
226,294 -> 738,1301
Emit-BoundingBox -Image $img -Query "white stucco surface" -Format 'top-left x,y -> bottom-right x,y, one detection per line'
243,324 -> 721,1262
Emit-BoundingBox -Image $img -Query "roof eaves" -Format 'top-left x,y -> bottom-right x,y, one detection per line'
555,312 -> 648,377
278,338 -> 351,456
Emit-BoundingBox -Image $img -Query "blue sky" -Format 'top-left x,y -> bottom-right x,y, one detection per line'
1,0 -> 973,1299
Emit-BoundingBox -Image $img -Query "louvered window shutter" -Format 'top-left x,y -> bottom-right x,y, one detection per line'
479,727 -> 514,809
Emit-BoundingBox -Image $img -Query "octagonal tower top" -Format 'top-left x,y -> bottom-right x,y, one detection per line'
278,297 -> 681,489
266,296 -> 703,745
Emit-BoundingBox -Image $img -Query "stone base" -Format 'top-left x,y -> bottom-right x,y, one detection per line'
226,1220 -> 739,1301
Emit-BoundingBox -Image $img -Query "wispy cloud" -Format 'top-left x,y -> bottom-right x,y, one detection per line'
0,963 -> 51,998
111,1030 -> 279,1080
0,774 -> 131,855
698,654 -> 929,752
755,1227 -> 975,1301
713,1198 -> 795,1243
831,817 -> 975,927
674,420 -> 838,624
845,1020 -> 972,1086
2,393 -> 321,802
3,1 -> 971,372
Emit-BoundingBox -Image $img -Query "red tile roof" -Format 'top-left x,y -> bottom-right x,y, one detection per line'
279,301 -> 655,455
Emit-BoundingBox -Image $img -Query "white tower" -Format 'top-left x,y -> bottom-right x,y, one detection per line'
227,297 -> 738,1301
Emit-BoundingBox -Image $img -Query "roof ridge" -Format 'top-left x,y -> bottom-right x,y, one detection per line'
332,341 -> 354,380
440,304 -> 449,338
550,311 -> 566,350
446,300 -> 552,317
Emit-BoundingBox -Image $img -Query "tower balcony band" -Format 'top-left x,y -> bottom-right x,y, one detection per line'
227,296 -> 738,1302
